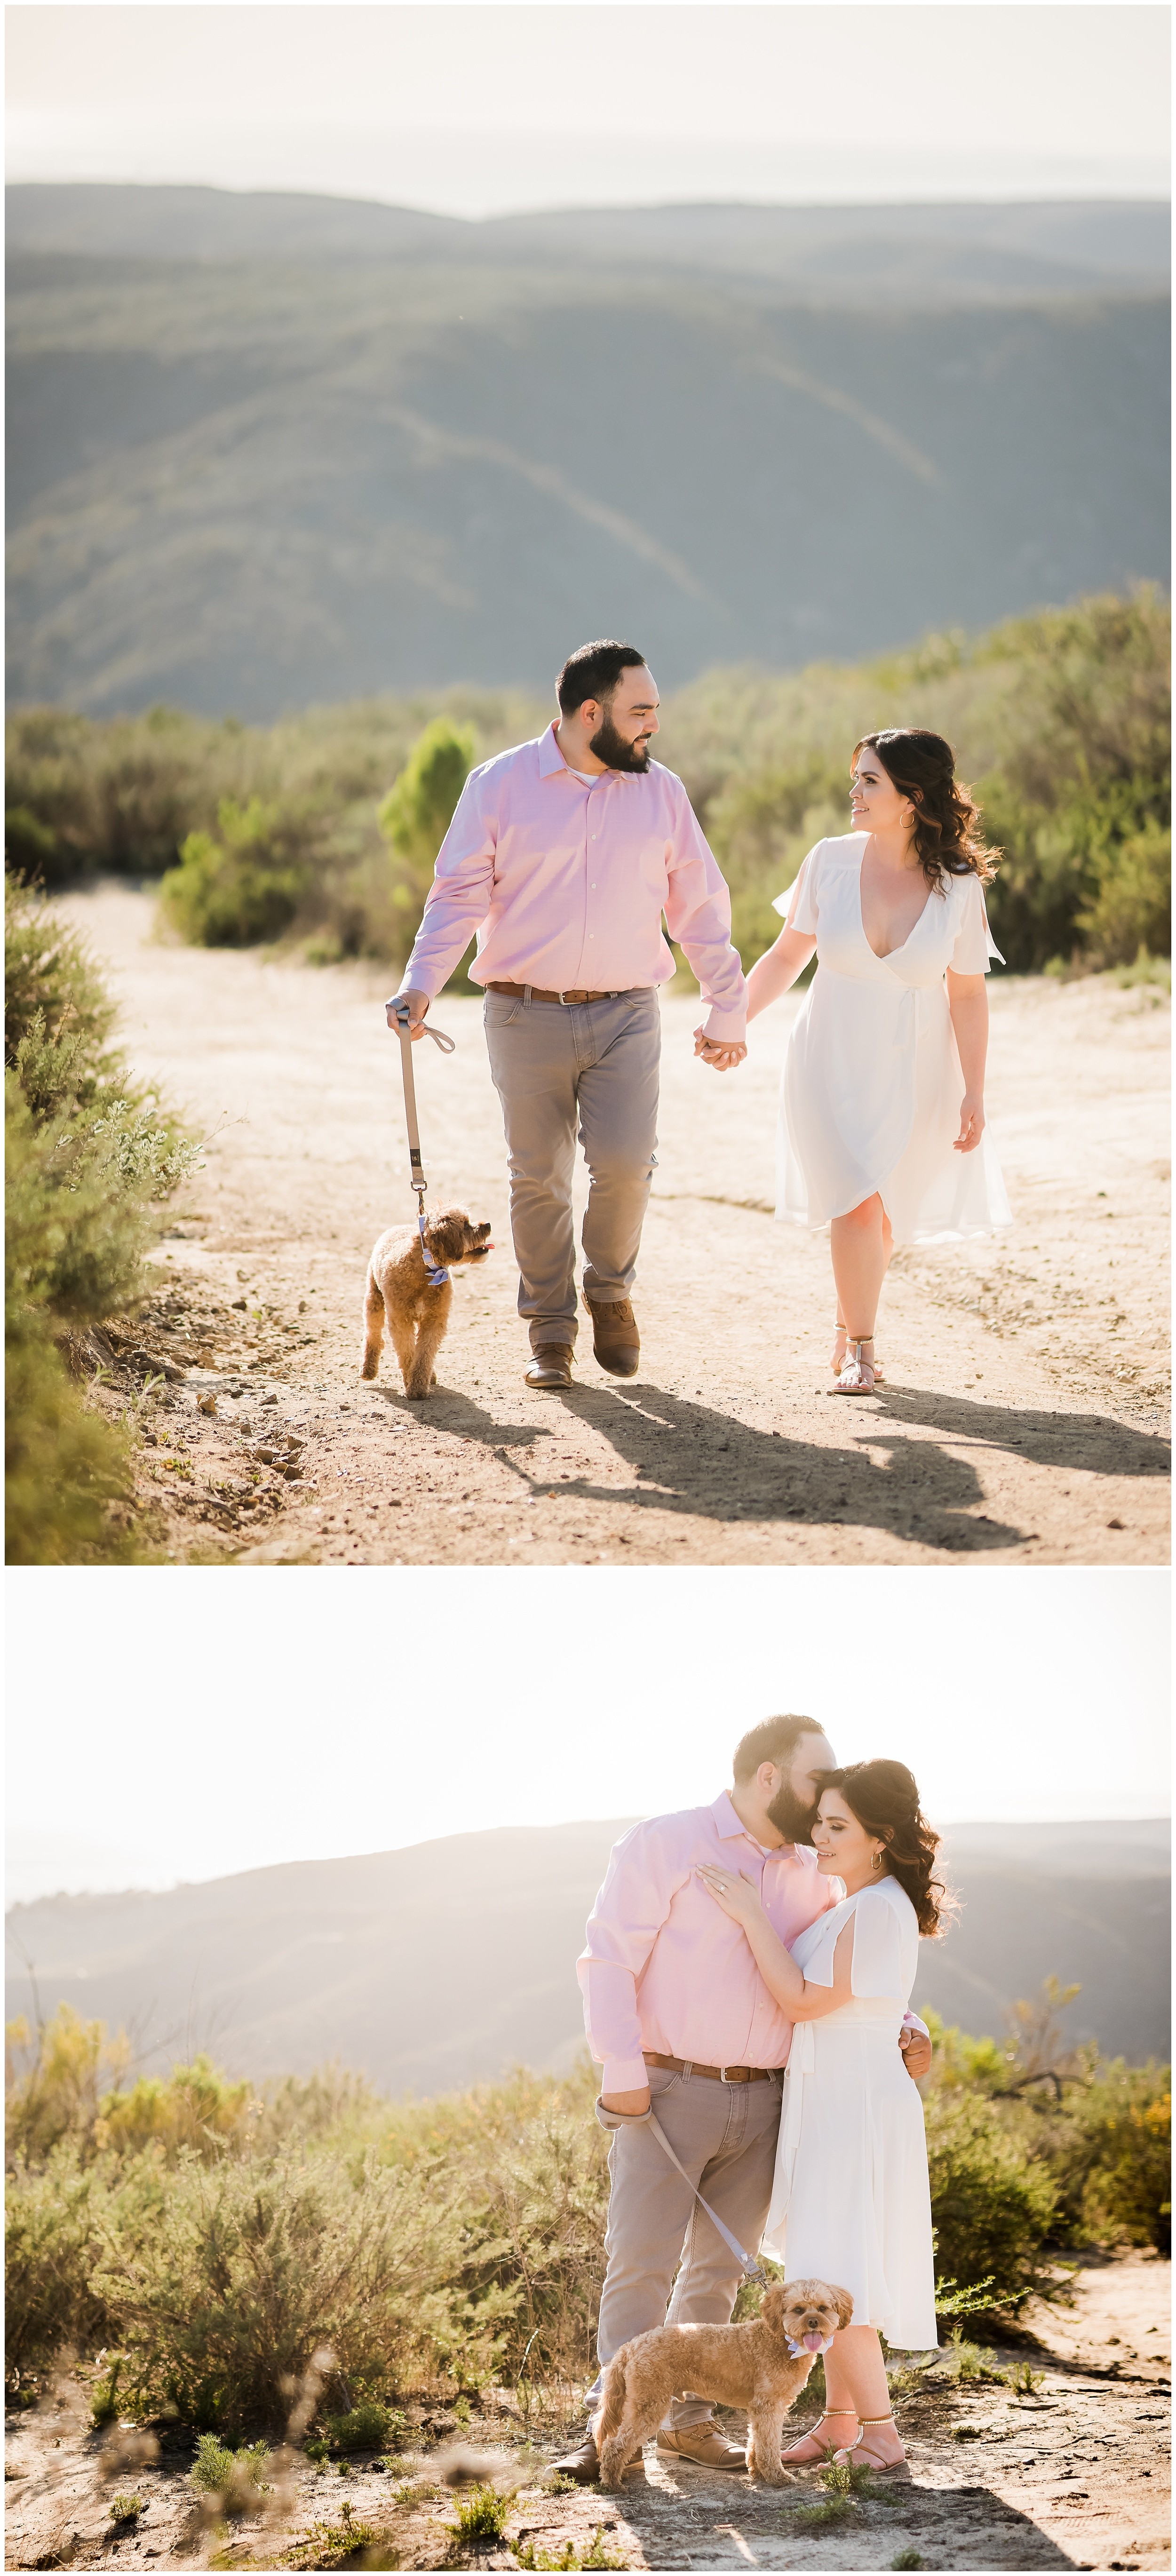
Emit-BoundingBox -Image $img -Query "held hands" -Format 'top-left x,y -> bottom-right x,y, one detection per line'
899,2027 -> 933,2081
386,987 -> 430,1039
696,1863 -> 763,1926
693,1026 -> 747,1073
954,1092 -> 985,1153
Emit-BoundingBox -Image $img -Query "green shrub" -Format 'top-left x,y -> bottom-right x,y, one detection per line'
1047,2063 -> 1171,2253
323,2400 -> 396,2454
446,2482 -> 515,2542
107,2491 -> 144,2524
86,2147 -> 472,2435
158,797 -> 318,946
191,2432 -> 270,2494
4,2145 -> 118,2383
925,2091 -> 1059,2313
5,874 -> 198,1562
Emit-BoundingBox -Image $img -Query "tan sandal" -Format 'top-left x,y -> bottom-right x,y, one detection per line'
833,2413 -> 911,2478
780,2409 -> 857,2466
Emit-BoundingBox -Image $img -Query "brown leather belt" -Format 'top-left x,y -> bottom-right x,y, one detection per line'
644,2051 -> 778,2084
487,980 -> 632,1005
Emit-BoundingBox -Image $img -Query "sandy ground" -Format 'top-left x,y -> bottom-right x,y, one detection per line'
60,883 -> 1170,1568
5,2253 -> 1169,2571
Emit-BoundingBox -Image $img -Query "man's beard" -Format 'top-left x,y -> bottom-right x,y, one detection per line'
589,714 -> 652,773
765,1782 -> 820,1846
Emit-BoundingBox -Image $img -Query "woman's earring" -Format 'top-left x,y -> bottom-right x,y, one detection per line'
871,1850 -> 883,1872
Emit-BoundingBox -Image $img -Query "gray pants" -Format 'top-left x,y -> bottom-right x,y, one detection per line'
590,2065 -> 784,2428
482,986 -> 660,1349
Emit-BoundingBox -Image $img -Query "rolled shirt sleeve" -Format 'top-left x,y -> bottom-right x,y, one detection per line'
577,1820 -> 688,2095
398,767 -> 497,1002
663,785 -> 747,1042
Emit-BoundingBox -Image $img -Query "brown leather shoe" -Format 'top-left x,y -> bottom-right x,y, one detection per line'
524,1343 -> 574,1391
656,2421 -> 746,2463
656,2425 -> 747,2471
551,2430 -> 600,2485
585,1296 -> 640,1378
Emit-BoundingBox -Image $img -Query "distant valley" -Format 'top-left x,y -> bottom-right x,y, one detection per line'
6,186 -> 1170,716
6,1818 -> 1168,2095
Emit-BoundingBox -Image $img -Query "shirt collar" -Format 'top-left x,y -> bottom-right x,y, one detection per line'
537,720 -> 627,786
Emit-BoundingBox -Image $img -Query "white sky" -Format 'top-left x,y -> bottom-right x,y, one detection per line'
6,1568 -> 1169,1903
6,4 -> 1170,219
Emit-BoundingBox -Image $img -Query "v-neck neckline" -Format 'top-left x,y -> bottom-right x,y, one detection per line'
857,835 -> 935,962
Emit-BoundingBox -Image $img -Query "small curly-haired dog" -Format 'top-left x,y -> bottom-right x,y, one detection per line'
592,2279 -> 853,2489
361,1208 -> 492,1397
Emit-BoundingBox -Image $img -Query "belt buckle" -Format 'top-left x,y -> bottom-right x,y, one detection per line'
719,2065 -> 744,2084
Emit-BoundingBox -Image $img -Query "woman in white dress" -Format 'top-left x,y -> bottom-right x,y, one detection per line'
698,1759 -> 951,2477
741,729 -> 1011,1392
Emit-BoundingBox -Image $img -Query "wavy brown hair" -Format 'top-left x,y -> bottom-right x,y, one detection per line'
818,1758 -> 954,1937
854,728 -> 1000,894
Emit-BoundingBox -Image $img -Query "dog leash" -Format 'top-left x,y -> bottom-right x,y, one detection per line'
644,2112 -> 768,2288
389,1000 -> 456,1287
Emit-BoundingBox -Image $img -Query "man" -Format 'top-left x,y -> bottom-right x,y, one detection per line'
388,640 -> 747,1391
557,1715 -> 933,2483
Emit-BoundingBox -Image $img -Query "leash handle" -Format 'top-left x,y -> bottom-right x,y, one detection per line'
645,2110 -> 768,2287
389,1003 -> 455,1286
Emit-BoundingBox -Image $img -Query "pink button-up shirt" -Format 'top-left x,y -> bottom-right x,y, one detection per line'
400,725 -> 747,1040
577,1791 -> 842,2095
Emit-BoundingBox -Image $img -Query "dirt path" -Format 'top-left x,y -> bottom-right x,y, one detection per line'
64,883 -> 1170,1567
6,2254 -> 1169,2569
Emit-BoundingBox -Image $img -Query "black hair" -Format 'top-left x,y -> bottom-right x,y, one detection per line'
556,640 -> 649,716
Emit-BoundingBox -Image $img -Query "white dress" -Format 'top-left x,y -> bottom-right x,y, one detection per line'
761,1878 -> 938,2351
775,833 -> 1012,1244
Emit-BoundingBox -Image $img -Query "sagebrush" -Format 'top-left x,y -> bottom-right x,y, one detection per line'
6,592 -> 1169,975
5,1991 -> 1168,2433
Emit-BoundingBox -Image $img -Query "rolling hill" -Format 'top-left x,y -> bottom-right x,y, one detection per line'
6,184 -> 1170,717
5,1818 -> 1168,2096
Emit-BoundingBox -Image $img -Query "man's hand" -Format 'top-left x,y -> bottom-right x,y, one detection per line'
900,2027 -> 932,2081
601,2086 -> 651,2118
693,1026 -> 747,1073
386,987 -> 431,1039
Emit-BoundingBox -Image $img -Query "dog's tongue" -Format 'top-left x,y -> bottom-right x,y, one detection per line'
802,2331 -> 825,2353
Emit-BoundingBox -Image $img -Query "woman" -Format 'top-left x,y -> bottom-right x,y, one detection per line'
697,1759 -> 950,2476
743,729 -> 1011,1391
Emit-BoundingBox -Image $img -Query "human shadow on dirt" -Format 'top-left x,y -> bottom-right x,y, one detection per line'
392,1378 -> 1025,1552
874,1383 -> 1170,1483
623,2477 -> 1080,2567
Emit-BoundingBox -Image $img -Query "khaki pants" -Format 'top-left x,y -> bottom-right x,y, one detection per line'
482,986 -> 660,1349
590,2064 -> 785,2427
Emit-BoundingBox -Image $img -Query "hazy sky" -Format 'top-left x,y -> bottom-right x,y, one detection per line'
7,4 -> 1170,219
6,1568 -> 1168,1902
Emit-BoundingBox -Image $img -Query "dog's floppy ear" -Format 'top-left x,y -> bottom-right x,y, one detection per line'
759,2283 -> 787,2329
426,1209 -> 467,1266
827,2282 -> 855,2332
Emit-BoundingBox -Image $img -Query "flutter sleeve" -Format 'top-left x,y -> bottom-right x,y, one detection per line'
771,843 -> 822,935
847,1886 -> 915,2002
950,874 -> 1004,974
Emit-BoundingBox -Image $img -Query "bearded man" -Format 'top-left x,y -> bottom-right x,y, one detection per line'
556,1715 -> 934,2483
388,640 -> 747,1390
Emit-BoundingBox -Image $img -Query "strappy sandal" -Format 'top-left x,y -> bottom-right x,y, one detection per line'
779,2409 -> 858,2466
833,1324 -> 883,1385
833,2413 -> 912,2479
834,1335 -> 881,1394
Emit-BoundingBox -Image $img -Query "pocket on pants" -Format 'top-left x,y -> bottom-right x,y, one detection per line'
483,993 -> 524,1028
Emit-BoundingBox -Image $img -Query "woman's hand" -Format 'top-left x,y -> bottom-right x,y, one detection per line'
693,1028 -> 747,1073
696,1863 -> 763,1925
954,1092 -> 985,1153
